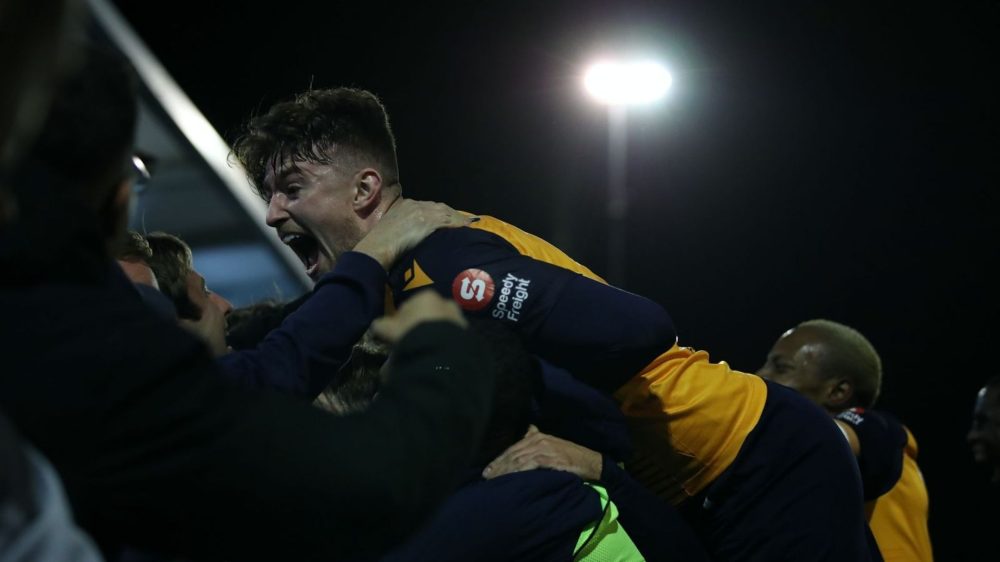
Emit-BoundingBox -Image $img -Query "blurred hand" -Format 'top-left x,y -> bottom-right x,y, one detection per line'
354,198 -> 477,269
117,259 -> 159,289
482,425 -> 603,481
370,290 -> 467,344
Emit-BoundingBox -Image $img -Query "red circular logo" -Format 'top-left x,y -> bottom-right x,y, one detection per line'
451,269 -> 496,311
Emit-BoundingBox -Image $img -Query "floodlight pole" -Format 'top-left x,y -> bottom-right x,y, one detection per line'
607,105 -> 628,287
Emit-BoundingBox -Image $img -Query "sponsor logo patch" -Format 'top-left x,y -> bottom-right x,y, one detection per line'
451,269 -> 495,311
491,273 -> 531,323
403,260 -> 434,291
837,408 -> 866,427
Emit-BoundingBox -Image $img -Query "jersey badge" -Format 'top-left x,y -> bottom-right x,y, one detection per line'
451,269 -> 496,311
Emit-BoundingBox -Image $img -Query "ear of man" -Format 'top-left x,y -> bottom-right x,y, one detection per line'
825,378 -> 856,410
353,168 -> 385,217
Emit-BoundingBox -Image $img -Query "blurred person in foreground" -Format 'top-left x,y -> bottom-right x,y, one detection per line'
0,0 -> 81,224
757,319 -> 932,562
0,41 -> 496,561
1,2 -> 103,560
968,376 -> 1000,486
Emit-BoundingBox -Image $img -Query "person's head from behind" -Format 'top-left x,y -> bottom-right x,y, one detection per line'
757,319 -> 882,412
968,377 -> 1000,485
9,41 -> 138,252
232,88 -> 401,281
315,316 -> 538,468
145,231 -> 232,356
225,299 -> 286,351
115,229 -> 158,288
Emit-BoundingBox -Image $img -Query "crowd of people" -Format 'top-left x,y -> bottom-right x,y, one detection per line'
1,3 -> 998,561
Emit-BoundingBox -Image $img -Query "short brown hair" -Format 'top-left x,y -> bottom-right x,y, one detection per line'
145,231 -> 199,320
115,229 -> 152,262
231,87 -> 400,201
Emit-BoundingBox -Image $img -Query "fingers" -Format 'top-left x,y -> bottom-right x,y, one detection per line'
483,430 -> 557,479
409,200 -> 478,229
483,451 -> 548,479
371,290 -> 466,344
482,429 -> 603,481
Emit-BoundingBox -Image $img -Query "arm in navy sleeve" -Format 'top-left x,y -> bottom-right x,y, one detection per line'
533,276 -> 674,393
535,359 -> 632,460
215,251 -> 386,397
394,227 -> 676,393
835,408 -> 907,500
600,458 -> 710,561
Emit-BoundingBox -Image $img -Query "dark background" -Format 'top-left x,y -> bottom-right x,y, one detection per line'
114,1 -> 1000,557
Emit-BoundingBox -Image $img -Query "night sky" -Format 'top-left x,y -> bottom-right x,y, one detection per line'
114,1 -> 1000,556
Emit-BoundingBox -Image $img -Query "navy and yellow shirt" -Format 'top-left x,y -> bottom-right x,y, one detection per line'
835,408 -> 933,561
869,428 -> 933,561
388,215 -> 769,503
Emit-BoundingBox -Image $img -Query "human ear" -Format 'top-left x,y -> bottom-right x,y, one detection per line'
353,168 -> 384,214
826,379 -> 855,409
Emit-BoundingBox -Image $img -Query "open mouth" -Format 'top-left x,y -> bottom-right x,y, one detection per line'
281,232 -> 321,279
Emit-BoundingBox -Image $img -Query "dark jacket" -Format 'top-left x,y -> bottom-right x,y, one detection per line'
0,188 -> 496,560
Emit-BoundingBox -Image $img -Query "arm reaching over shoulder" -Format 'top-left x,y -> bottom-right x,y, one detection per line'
482,425 -> 603,481
355,199 -> 477,270
390,223 -> 676,393
216,201 -> 475,397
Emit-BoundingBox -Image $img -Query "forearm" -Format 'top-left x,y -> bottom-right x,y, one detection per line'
216,251 -> 386,397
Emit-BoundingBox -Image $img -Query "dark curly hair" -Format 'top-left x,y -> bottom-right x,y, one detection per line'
231,87 -> 400,201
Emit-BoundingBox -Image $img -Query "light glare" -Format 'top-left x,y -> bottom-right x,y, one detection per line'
584,61 -> 672,106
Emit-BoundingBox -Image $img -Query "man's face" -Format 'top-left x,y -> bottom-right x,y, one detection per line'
179,269 -> 232,357
756,327 -> 833,407
968,386 -> 1000,479
264,159 -> 366,282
